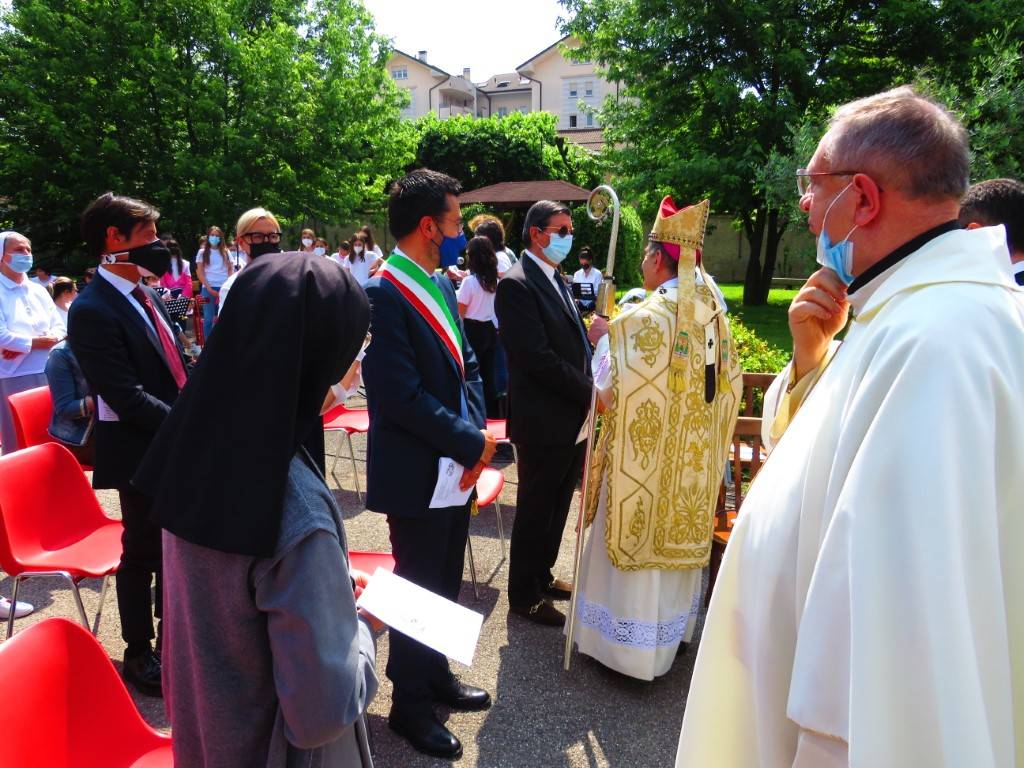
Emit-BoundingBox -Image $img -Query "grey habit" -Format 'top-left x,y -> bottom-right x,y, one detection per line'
162,451 -> 378,768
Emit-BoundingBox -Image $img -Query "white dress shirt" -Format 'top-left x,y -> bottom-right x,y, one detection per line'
97,266 -> 176,338
0,273 -> 66,378
573,266 -> 603,293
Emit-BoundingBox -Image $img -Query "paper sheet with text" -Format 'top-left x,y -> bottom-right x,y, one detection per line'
356,568 -> 484,666
429,457 -> 474,508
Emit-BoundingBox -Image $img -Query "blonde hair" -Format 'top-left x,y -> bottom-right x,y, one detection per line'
235,207 -> 280,239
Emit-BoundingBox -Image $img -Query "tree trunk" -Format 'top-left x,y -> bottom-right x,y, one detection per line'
743,206 -> 789,305
742,208 -> 766,305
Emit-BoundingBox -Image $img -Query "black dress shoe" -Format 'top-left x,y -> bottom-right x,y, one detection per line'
541,578 -> 573,601
389,706 -> 463,760
434,676 -> 492,711
123,649 -> 163,697
510,599 -> 565,627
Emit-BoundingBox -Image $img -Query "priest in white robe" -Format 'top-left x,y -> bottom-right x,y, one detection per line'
568,197 -> 741,681
677,87 -> 1024,767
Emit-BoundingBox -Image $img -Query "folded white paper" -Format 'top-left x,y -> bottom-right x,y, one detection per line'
429,457 -> 474,508
356,568 -> 483,666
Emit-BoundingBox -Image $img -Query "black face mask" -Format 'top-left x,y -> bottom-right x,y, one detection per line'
249,242 -> 282,259
126,239 -> 172,278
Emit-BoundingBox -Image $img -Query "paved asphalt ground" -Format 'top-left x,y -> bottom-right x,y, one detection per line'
3,429 -> 705,767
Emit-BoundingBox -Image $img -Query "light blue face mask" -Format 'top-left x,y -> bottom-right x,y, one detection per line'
208,235 -> 221,246
7,252 -> 33,274
815,182 -> 858,285
542,233 -> 574,264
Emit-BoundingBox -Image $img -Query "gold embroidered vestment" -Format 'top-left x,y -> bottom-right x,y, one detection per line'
585,261 -> 741,571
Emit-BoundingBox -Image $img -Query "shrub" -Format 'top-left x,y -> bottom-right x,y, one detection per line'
730,317 -> 789,373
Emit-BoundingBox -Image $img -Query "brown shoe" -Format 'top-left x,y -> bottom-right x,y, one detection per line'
541,578 -> 573,601
510,599 -> 565,627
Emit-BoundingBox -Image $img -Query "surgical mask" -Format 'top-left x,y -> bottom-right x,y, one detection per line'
353,245 -> 363,254
7,252 -> 33,273
302,238 -> 314,248
542,233 -> 573,264
126,239 -> 171,277
815,182 -> 858,285
250,242 -> 281,259
208,235 -> 221,246
314,246 -> 326,256
437,230 -> 467,268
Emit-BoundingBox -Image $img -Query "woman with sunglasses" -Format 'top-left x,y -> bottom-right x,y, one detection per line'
216,208 -> 283,317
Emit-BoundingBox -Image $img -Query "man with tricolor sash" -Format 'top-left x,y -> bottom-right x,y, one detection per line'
362,169 -> 497,761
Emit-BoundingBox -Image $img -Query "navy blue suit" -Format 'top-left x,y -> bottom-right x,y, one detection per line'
362,266 -> 485,712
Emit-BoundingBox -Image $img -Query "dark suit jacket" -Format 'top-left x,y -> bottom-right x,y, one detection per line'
68,275 -> 185,489
495,255 -> 592,447
362,271 -> 486,518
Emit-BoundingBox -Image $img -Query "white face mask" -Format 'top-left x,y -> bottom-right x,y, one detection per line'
353,245 -> 364,254
314,246 -> 326,256
301,238 -> 314,248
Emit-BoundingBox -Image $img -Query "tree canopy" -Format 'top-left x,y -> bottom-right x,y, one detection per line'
0,0 -> 412,266
561,0 -> 1022,303
413,111 -> 601,193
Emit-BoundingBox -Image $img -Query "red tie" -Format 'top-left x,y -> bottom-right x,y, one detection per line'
132,286 -> 187,390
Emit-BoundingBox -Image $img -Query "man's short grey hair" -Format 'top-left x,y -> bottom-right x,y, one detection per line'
522,200 -> 571,245
823,86 -> 969,201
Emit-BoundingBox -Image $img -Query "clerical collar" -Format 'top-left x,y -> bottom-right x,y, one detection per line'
848,220 -> 961,295
656,277 -> 680,293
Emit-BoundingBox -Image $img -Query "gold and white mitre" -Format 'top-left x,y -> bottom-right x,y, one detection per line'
585,197 -> 742,571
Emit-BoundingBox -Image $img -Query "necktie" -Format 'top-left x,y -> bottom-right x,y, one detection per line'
131,286 -> 187,390
554,274 -> 592,369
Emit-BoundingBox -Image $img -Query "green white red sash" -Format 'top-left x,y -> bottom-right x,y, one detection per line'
379,251 -> 464,376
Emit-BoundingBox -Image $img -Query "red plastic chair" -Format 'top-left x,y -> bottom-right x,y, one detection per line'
8,384 -> 94,470
0,443 -> 122,638
485,417 -> 518,465
0,618 -> 172,767
465,467 -> 507,598
7,384 -> 53,452
323,404 -> 370,502
348,550 -> 396,576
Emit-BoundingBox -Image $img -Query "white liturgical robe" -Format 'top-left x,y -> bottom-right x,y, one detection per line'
676,225 -> 1024,768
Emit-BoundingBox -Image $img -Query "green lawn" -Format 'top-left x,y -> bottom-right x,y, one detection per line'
720,283 -> 797,352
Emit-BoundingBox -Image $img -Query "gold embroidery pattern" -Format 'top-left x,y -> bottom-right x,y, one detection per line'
628,498 -> 646,544
628,399 -> 661,470
592,280 -> 743,572
630,316 -> 665,367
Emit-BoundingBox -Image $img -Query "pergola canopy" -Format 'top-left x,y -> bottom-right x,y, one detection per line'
458,180 -> 591,209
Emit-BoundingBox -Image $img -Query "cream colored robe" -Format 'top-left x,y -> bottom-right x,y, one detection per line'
676,226 -> 1024,767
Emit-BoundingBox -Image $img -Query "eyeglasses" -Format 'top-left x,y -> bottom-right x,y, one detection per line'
538,225 -> 574,237
241,231 -> 282,244
795,169 -> 863,196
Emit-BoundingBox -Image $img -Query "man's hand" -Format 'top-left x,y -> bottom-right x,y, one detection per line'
351,568 -> 371,599
587,314 -> 609,345
789,269 -> 849,381
358,607 -> 386,633
459,460 -> 486,492
31,334 -> 60,350
478,428 -> 497,466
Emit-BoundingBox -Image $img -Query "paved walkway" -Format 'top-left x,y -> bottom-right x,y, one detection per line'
3,431 -> 702,767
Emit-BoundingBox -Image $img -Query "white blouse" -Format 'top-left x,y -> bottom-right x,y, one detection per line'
456,274 -> 497,326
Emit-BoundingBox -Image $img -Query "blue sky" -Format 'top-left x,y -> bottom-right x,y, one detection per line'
361,0 -> 569,82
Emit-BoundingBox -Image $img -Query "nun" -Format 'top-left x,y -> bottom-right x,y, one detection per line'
134,253 -> 378,767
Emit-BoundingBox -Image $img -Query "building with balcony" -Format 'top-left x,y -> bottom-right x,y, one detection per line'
384,37 -> 615,149
387,49 -> 489,120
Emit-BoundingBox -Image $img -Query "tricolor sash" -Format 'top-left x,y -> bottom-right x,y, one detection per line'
379,251 -> 464,376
